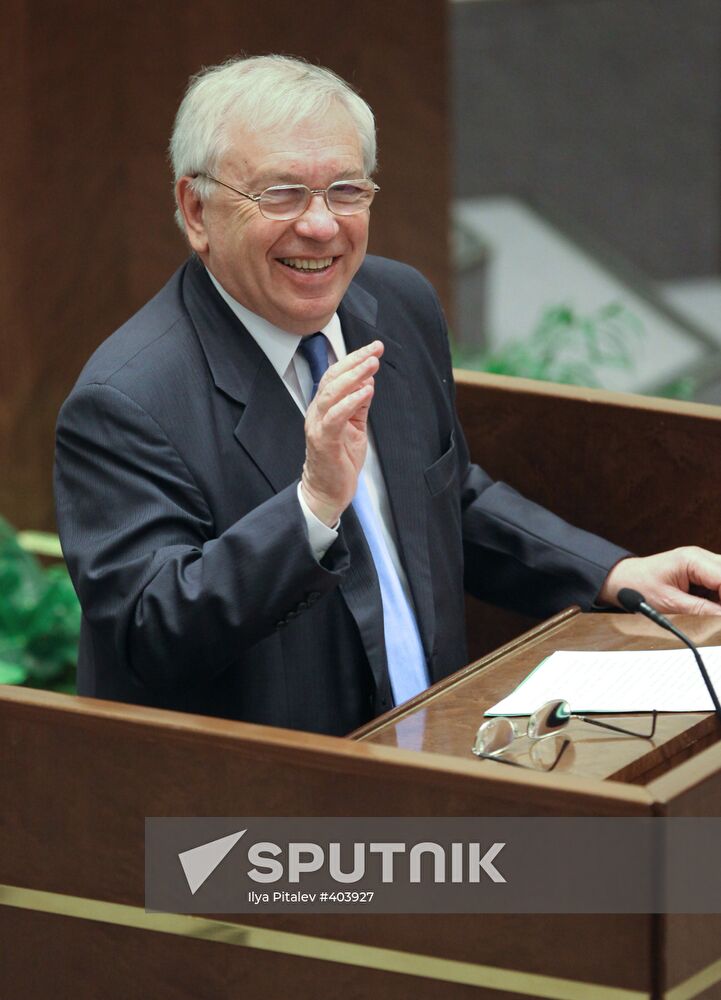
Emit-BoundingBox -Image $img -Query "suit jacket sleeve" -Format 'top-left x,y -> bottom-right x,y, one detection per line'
406,266 -> 630,619
55,381 -> 349,692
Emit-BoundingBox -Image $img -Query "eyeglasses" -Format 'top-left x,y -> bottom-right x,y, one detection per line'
196,173 -> 380,221
471,699 -> 658,772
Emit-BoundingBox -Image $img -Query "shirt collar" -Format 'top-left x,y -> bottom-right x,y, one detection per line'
206,268 -> 346,378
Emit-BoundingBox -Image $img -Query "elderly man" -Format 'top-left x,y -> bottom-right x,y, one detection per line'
55,55 -> 721,735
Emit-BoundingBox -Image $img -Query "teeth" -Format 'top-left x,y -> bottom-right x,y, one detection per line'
280,257 -> 333,271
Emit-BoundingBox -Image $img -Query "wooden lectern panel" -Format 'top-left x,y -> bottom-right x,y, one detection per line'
1,683 -> 655,999
356,610 -> 721,786
3,611 -> 721,997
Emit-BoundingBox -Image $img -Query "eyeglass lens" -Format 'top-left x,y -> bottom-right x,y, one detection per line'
472,716 -> 517,756
260,181 -> 375,220
527,699 -> 572,738
473,700 -> 569,756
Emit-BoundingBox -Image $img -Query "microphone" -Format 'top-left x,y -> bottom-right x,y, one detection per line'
618,588 -> 721,720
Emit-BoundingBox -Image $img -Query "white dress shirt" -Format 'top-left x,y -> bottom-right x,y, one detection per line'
207,270 -> 417,611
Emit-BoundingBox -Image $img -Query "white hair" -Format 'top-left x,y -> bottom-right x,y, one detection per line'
169,54 -> 377,230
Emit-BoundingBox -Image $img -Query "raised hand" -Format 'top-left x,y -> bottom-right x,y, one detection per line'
300,340 -> 384,526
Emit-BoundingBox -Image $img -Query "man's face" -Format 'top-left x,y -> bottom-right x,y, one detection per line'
181,104 -> 370,335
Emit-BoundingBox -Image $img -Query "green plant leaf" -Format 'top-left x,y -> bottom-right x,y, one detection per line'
451,301 -> 644,390
0,515 -> 80,692
0,659 -> 29,685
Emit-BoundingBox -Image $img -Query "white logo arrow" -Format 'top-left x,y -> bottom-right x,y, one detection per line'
178,829 -> 246,895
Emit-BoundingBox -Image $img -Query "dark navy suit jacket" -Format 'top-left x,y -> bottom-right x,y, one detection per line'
54,255 -> 627,735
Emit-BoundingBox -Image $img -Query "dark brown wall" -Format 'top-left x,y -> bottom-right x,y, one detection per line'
1,1 -> 449,531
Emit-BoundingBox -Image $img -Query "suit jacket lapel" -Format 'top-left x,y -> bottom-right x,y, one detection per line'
340,282 -> 437,665
182,258 -> 306,494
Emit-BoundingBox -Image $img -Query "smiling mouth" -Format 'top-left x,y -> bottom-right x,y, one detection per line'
278,256 -> 335,273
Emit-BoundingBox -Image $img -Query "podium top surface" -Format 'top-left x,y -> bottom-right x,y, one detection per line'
356,609 -> 721,787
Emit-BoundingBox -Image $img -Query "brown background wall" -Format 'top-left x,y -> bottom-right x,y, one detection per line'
1,0 -> 449,531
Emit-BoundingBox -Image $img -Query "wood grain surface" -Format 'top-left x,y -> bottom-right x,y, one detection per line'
358,610 -> 721,786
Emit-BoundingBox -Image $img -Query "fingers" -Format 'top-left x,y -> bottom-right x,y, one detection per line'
319,382 -> 374,437
659,590 -> 721,617
326,340 -> 384,380
602,546 -> 721,617
313,342 -> 383,415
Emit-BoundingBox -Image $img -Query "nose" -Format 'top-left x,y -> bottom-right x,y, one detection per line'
293,192 -> 340,241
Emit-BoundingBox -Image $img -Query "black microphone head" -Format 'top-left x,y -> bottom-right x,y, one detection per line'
618,588 -> 646,613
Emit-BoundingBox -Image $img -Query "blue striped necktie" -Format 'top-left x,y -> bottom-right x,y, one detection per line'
297,333 -> 429,705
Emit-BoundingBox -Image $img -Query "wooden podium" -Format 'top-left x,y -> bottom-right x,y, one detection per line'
2,608 -> 721,1000
4,375 -> 721,998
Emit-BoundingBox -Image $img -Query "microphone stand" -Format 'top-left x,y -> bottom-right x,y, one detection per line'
618,588 -> 721,721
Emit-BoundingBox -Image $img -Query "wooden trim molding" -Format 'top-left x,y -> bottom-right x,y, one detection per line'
1,883 -> 650,1000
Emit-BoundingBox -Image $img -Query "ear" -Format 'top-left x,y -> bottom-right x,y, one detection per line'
175,177 -> 209,254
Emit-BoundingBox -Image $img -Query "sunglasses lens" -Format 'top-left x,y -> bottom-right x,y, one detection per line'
528,699 -> 571,739
473,717 -> 516,755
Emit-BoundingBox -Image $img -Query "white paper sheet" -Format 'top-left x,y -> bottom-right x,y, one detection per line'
486,647 -> 721,716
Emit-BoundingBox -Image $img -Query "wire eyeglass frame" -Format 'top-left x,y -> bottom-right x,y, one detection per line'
195,173 -> 380,221
472,698 -> 658,772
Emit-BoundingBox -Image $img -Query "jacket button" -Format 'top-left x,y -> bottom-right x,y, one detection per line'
276,620 -> 287,628
286,610 -> 298,620
297,601 -> 309,611
307,591 -> 321,603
